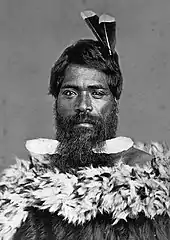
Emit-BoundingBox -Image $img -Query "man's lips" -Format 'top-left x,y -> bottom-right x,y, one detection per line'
74,122 -> 94,128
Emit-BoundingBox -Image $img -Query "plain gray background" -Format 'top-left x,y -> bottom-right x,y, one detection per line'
1,0 -> 170,171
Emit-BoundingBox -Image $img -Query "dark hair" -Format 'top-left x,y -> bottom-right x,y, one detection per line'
48,39 -> 123,100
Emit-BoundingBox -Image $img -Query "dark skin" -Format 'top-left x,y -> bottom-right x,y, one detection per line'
55,64 -> 152,169
56,64 -> 117,139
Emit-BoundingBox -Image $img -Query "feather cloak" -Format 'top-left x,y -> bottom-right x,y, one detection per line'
0,140 -> 170,239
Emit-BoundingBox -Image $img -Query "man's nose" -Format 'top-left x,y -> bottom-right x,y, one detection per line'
75,93 -> 93,113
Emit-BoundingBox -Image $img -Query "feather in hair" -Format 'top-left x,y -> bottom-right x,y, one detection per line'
99,14 -> 116,55
80,11 -> 104,44
81,10 -> 116,55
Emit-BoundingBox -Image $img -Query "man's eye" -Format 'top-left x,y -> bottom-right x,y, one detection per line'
92,91 -> 106,98
62,90 -> 76,97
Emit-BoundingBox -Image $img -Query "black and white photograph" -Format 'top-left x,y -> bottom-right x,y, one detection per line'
0,0 -> 170,239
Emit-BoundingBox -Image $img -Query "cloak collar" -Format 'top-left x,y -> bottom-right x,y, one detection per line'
25,136 -> 134,158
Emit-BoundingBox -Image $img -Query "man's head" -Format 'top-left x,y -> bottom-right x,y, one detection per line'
49,39 -> 123,100
48,39 -> 123,169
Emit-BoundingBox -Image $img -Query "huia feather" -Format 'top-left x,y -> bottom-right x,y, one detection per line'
81,10 -> 116,55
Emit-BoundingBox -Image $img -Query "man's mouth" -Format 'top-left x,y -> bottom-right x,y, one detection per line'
76,123 -> 93,128
74,121 -> 94,128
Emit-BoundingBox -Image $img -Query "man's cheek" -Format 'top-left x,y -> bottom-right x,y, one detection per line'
57,106 -> 73,117
100,106 -> 112,118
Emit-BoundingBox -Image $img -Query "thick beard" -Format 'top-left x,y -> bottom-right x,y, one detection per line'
52,101 -> 118,171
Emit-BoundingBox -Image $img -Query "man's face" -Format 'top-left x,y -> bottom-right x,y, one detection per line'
55,64 -> 118,145
53,64 -> 118,170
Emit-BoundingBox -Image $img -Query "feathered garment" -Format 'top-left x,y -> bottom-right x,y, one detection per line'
0,137 -> 170,239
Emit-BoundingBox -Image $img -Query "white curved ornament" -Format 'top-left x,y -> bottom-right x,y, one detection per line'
25,138 -> 60,155
93,137 -> 134,154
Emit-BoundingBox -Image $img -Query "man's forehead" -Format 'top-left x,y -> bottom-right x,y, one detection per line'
63,64 -> 109,86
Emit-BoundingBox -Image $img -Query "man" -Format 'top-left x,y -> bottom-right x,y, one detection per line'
0,11 -> 170,240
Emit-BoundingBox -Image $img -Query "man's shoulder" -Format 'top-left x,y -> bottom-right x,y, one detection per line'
122,147 -> 153,167
123,140 -> 169,167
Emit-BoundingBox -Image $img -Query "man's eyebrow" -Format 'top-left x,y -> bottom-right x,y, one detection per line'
61,84 -> 80,90
61,84 -> 108,90
88,84 -> 108,90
